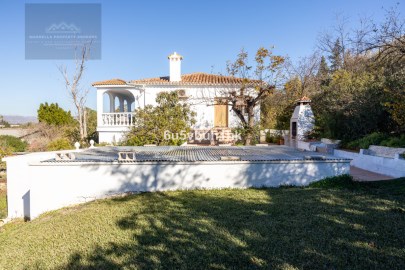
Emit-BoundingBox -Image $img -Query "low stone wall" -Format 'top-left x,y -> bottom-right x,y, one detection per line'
4,150 -> 349,220
334,149 -> 405,178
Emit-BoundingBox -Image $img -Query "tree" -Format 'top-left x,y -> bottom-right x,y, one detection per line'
86,108 -> 98,142
0,115 -> 10,128
329,38 -> 343,72
58,44 -> 91,142
37,102 -> 74,126
354,6 -> 405,65
124,91 -> 196,146
196,47 -> 284,145
284,53 -> 321,97
317,56 -> 330,84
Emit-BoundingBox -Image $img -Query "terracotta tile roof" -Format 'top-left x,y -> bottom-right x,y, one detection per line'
92,78 -> 128,86
297,96 -> 312,103
130,72 -> 258,85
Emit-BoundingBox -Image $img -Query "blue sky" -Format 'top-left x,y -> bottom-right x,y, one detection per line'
0,0 -> 403,116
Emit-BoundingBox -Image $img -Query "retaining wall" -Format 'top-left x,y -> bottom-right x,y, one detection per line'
4,151 -> 349,220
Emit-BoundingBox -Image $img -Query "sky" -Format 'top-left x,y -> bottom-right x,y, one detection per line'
0,0 -> 403,116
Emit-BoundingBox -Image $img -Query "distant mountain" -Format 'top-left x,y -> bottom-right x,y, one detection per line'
2,115 -> 38,125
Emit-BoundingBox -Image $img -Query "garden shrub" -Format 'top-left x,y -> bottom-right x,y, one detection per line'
46,138 -> 73,151
345,133 -> 405,150
0,135 -> 27,152
345,132 -> 387,150
380,134 -> 405,148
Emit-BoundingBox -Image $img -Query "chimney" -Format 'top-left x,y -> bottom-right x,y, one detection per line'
168,52 -> 182,82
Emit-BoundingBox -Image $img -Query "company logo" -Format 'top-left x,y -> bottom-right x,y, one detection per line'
46,22 -> 81,34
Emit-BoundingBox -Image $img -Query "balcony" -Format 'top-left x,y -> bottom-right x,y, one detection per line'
101,113 -> 135,126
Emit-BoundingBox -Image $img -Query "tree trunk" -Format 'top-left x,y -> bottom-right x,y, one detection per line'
83,109 -> 88,139
78,108 -> 84,141
244,105 -> 255,146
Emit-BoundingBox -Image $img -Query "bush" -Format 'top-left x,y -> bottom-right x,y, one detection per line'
345,133 -> 405,150
380,134 -> 405,148
0,135 -> 27,152
345,132 -> 387,150
46,138 -> 73,151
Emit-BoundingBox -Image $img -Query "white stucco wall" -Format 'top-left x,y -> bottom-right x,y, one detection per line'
96,84 -> 262,143
5,152 -> 350,220
290,103 -> 314,141
334,149 -> 405,178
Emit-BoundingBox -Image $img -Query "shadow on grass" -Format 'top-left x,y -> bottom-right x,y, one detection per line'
57,178 -> 405,270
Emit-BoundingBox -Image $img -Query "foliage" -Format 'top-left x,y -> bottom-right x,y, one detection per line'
224,47 -> 284,145
1,180 -> 405,269
0,135 -> 27,152
37,102 -> 74,126
260,8 -> 404,142
86,107 -> 98,142
124,91 -> 196,146
0,115 -> 10,128
317,55 -> 329,85
345,133 -> 405,150
265,131 -> 282,144
232,124 -> 261,145
328,38 -> 343,72
0,188 -> 6,219
46,138 -> 73,151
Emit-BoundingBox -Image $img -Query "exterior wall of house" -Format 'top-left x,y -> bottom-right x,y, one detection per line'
139,85 -> 257,129
4,151 -> 350,220
95,84 -> 261,143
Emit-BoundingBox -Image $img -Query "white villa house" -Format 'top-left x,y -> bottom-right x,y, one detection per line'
93,52 -> 259,144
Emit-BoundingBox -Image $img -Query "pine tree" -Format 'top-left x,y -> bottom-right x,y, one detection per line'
317,56 -> 329,85
329,38 -> 343,72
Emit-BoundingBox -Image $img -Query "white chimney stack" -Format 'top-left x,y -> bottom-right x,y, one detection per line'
168,52 -> 182,82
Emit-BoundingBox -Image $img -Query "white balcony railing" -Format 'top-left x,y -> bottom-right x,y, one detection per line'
102,113 -> 135,126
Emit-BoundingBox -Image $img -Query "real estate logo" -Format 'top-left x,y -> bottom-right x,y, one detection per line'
25,3 -> 101,59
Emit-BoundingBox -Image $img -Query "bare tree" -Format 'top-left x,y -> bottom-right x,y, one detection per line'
284,52 -> 321,97
58,44 -> 91,141
353,6 -> 405,65
194,47 -> 285,145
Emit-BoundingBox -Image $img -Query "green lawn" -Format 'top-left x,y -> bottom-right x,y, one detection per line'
0,176 -> 404,269
0,181 -> 6,219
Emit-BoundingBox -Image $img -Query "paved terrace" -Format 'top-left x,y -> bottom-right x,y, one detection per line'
42,146 -> 350,163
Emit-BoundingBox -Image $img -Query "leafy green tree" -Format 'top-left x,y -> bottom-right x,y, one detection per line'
124,91 -> 196,146
0,115 -> 10,128
37,103 -> 75,126
329,39 -> 343,72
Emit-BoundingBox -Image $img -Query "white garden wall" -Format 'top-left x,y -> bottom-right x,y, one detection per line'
333,149 -> 405,178
4,152 -> 349,220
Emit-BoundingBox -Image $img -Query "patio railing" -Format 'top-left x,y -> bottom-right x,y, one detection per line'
102,113 -> 135,126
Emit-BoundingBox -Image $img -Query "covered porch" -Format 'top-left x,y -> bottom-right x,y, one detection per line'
96,88 -> 139,127
96,87 -> 140,143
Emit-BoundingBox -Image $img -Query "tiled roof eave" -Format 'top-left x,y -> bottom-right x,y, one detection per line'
128,82 -> 252,87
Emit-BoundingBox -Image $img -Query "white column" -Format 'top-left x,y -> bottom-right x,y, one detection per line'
127,99 -> 132,112
119,97 -> 124,112
96,89 -> 105,128
109,93 -> 115,112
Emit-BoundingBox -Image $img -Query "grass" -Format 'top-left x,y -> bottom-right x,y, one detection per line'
0,177 -> 7,219
0,184 -> 6,219
0,176 -> 404,269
